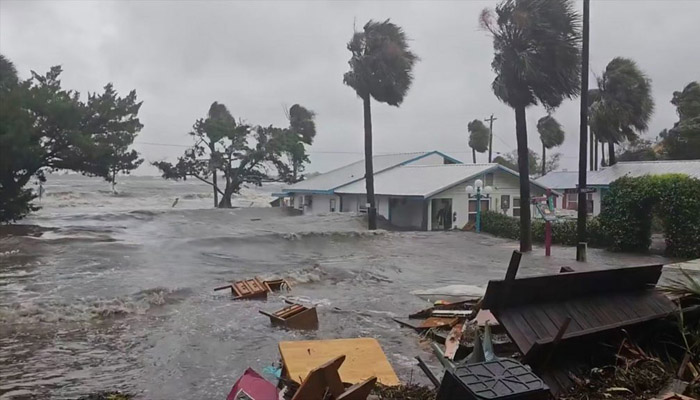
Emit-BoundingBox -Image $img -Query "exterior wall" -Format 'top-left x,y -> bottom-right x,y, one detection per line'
292,193 -> 341,215
429,170 -> 548,230
553,188 -> 604,216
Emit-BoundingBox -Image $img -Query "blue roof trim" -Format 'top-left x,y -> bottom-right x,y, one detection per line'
280,189 -> 334,195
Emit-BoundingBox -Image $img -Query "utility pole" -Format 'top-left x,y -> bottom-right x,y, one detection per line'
577,0 -> 590,262
484,114 -> 497,162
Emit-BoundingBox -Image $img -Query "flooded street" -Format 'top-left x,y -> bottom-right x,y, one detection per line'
0,175 -> 672,399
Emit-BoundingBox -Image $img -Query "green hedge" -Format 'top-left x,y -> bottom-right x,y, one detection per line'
480,210 -> 607,247
599,174 -> 700,258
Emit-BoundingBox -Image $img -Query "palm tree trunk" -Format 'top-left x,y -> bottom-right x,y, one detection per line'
601,141 -> 606,166
515,105 -> 532,252
541,141 -> 546,177
472,148 -> 476,164
363,95 -> 377,230
608,141 -> 616,165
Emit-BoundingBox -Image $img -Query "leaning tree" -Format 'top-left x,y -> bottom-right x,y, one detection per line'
467,119 -> 490,163
537,115 -> 565,176
343,19 -> 419,230
480,0 -> 581,252
588,58 -> 654,165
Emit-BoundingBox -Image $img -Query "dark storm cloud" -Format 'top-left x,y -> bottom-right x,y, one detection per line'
2,0 -> 699,174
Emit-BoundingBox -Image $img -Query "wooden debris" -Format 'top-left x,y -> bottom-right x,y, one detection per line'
291,355 -> 376,400
443,324 -> 462,360
260,301 -> 318,330
472,309 -> 498,327
418,317 -> 458,329
214,277 -> 268,300
278,338 -> 400,386
408,299 -> 476,319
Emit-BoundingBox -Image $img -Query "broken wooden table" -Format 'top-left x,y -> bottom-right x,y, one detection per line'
260,300 -> 319,330
291,355 -> 377,400
278,338 -> 400,387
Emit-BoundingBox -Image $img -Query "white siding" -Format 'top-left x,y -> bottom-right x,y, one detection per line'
429,170 -> 548,229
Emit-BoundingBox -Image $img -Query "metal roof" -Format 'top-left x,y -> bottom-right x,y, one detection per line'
536,160 -> 700,188
588,160 -> 700,186
534,171 -> 580,189
335,163 -> 554,198
281,151 -> 459,193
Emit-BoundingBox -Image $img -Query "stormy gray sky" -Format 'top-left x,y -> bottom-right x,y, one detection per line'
1,0 -> 698,175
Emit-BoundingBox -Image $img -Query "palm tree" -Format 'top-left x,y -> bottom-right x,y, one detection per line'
468,119 -> 490,163
480,0 -> 581,252
343,20 -> 418,230
588,58 -> 654,165
537,115 -> 565,176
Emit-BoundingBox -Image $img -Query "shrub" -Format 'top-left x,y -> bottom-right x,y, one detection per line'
481,210 -> 607,247
599,174 -> 700,258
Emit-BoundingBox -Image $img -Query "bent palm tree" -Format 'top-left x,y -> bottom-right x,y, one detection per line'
480,0 -> 581,251
343,20 -> 418,230
468,120 -> 490,163
588,58 -> 654,165
537,115 -> 565,176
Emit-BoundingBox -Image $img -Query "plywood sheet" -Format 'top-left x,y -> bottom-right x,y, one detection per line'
279,338 -> 400,386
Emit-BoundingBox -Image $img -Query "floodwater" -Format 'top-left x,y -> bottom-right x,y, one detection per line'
0,175 -> 672,399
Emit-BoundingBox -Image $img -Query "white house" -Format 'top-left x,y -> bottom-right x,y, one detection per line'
535,160 -> 700,216
276,151 -> 555,230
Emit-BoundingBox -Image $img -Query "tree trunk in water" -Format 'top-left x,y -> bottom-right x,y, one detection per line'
363,95 -> 377,230
608,141 -> 616,165
515,105 -> 532,252
209,143 -> 218,207
472,148 -> 476,164
218,182 -> 234,208
541,141 -> 546,177
601,141 -> 606,166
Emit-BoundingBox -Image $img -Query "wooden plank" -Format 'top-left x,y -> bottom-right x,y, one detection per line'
483,264 -> 664,310
279,338 -> 400,386
419,317 -> 458,329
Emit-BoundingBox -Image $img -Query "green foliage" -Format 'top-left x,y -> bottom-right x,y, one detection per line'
480,0 -> 581,110
494,149 -> 559,177
599,174 -> 700,258
537,115 -> 565,149
617,138 -> 658,162
660,81 -> 700,160
282,104 -> 316,183
589,58 -> 654,164
343,19 -> 419,106
481,210 -> 607,247
0,54 -> 142,223
153,102 -> 310,207
467,119 -> 489,160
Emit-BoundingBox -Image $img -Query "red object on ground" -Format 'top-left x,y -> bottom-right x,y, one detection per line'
226,368 -> 278,400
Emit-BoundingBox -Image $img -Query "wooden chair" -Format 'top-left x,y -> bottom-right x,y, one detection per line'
291,355 -> 377,400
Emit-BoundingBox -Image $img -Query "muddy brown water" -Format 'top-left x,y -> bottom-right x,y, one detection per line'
0,175 -> 673,399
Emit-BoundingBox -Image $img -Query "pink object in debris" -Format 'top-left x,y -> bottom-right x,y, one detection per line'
226,368 -> 278,400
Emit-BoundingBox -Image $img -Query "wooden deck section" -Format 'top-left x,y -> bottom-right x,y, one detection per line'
279,338 -> 400,386
482,264 -> 675,362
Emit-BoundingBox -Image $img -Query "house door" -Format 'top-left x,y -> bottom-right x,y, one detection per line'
431,199 -> 452,230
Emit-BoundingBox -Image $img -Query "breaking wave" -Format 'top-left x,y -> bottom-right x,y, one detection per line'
0,287 -> 192,324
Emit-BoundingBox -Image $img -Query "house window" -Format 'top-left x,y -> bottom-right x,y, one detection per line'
500,195 -> 510,213
566,194 -> 578,210
485,173 -> 494,187
468,199 -> 491,222
330,198 -> 336,212
513,197 -> 520,217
